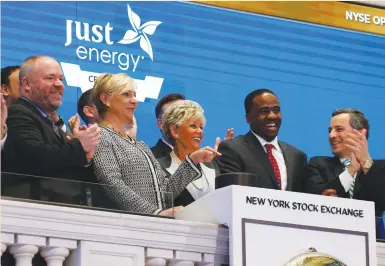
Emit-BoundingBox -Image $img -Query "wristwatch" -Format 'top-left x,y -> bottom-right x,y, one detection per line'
55,116 -> 65,127
361,159 -> 373,170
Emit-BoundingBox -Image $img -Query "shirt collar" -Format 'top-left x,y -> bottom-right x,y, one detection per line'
20,97 -> 48,118
251,130 -> 280,151
161,137 -> 174,149
339,157 -> 351,163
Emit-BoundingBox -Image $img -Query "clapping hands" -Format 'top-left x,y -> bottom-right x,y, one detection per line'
71,115 -> 100,162
343,129 -> 371,166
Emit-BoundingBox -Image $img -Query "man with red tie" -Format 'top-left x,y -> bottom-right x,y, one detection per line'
217,89 -> 307,192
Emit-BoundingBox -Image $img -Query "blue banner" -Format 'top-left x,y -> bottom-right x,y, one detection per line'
2,1 -> 384,158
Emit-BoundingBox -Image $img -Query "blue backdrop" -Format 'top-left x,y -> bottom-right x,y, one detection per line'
2,1 -> 384,159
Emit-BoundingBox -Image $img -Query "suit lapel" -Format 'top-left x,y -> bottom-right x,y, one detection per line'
331,156 -> 345,180
42,116 -> 64,141
243,131 -> 279,189
279,142 -> 293,191
158,153 -> 172,169
18,98 -> 63,141
157,139 -> 172,157
58,128 -> 66,142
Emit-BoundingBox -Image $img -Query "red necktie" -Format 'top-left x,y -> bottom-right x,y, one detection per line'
265,144 -> 281,189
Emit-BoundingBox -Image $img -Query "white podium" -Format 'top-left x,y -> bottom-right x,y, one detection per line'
175,185 -> 377,266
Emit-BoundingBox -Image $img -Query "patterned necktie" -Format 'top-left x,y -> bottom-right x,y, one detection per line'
265,144 -> 281,189
46,116 -> 61,138
342,159 -> 355,198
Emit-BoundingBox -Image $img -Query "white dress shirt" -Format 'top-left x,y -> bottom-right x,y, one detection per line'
61,124 -> 67,133
251,131 -> 288,190
0,133 -> 7,150
338,157 -> 356,192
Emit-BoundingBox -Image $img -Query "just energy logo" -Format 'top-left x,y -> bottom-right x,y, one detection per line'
62,3 -> 164,102
64,4 -> 162,71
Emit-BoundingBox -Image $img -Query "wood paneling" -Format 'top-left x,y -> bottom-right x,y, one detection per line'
198,1 -> 385,35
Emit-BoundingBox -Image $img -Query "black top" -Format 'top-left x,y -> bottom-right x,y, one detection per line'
1,98 -> 96,206
2,98 -> 88,179
150,138 -> 173,159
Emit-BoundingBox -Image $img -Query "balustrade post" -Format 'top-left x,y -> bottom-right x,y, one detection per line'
0,243 -> 7,266
41,247 -> 70,266
9,244 -> 38,266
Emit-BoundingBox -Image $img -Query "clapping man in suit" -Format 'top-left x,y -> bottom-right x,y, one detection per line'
305,108 -> 385,216
1,55 -> 100,180
217,89 -> 307,192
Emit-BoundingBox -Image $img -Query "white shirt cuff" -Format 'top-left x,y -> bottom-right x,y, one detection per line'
61,124 -> 67,133
153,208 -> 162,215
339,169 -> 355,192
1,133 -> 7,150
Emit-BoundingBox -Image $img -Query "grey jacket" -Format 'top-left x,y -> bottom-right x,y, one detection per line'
93,127 -> 202,214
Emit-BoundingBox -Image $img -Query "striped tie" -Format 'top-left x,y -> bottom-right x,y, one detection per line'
343,159 -> 355,198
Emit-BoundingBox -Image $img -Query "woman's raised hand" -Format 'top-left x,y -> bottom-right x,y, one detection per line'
190,137 -> 222,165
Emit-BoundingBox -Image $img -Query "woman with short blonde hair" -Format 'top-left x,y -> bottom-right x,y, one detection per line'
158,100 -> 220,206
92,73 -> 221,215
161,100 -> 206,141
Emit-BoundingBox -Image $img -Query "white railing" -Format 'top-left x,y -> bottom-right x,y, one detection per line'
1,199 -> 229,266
1,198 -> 384,266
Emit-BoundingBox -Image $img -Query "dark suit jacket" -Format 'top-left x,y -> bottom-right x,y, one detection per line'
305,156 -> 385,216
151,138 -> 173,159
216,131 -> 307,192
157,155 -> 220,207
1,98 -> 95,205
2,98 -> 88,178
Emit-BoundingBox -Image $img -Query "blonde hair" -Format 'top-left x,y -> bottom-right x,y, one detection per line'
92,73 -> 137,118
161,100 -> 206,141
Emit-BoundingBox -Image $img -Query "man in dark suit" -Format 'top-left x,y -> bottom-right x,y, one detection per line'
151,93 -> 185,158
1,55 -> 100,204
217,89 -> 307,192
305,108 -> 385,216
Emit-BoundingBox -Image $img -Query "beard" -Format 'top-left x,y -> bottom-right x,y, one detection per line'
30,88 -> 62,113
